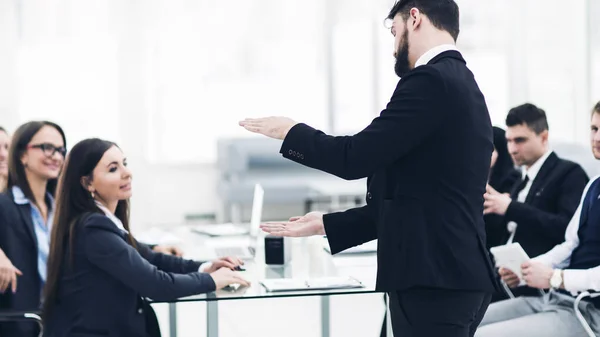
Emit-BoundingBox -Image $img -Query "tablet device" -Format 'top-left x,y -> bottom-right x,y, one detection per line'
490,242 -> 530,281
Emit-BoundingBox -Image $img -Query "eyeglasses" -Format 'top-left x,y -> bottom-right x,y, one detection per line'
27,143 -> 67,158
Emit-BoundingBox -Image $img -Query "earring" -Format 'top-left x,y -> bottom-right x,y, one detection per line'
91,191 -> 95,199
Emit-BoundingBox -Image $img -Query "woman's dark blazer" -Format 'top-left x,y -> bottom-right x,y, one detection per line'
0,191 -> 44,337
43,213 -> 216,337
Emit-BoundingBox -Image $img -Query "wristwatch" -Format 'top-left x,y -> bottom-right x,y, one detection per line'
550,269 -> 563,289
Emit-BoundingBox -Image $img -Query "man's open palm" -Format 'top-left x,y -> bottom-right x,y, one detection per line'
260,212 -> 326,237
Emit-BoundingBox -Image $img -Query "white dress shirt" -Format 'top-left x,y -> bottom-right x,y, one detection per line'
506,150 -> 553,243
94,201 -> 212,272
95,201 -> 129,234
414,44 -> 459,68
533,175 -> 600,294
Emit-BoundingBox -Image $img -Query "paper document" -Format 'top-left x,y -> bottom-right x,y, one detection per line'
490,242 -> 530,285
260,277 -> 363,292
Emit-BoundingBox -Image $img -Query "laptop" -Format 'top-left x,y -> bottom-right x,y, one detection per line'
191,184 -> 264,237
205,184 -> 264,260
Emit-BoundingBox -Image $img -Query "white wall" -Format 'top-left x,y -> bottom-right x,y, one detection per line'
1,0 -> 599,230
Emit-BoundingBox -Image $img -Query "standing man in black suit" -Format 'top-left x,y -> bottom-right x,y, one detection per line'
239,1 -> 497,336
484,104 -> 588,298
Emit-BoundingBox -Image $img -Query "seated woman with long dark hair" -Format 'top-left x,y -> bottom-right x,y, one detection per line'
0,121 -> 66,337
43,138 -> 249,337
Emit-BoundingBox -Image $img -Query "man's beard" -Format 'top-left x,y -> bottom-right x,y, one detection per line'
394,30 -> 410,77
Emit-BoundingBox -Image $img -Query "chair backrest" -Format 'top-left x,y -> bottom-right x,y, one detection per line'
0,311 -> 43,337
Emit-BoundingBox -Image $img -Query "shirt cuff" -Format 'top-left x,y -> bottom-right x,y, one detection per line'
563,269 -> 590,294
199,262 -> 213,273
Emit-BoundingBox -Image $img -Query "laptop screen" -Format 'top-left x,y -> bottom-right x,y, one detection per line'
249,183 -> 264,239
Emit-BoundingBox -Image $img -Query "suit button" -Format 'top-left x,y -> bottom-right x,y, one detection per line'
289,150 -> 293,155
367,192 -> 372,200
300,154 -> 304,160
138,308 -> 143,314
292,151 -> 297,156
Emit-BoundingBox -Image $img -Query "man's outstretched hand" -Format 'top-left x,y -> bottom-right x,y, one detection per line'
239,117 -> 297,140
260,212 -> 326,237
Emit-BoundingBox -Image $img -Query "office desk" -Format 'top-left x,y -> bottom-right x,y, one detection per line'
150,227 -> 386,337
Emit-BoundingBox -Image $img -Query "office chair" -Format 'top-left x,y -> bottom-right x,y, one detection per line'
501,280 -> 546,299
0,310 -> 43,337
574,291 -> 600,337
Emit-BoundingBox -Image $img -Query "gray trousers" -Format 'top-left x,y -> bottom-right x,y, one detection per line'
475,290 -> 600,337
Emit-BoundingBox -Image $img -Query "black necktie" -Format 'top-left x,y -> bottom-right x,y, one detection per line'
511,175 -> 529,199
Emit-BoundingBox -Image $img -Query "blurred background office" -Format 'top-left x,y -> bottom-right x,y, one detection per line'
0,0 -> 599,336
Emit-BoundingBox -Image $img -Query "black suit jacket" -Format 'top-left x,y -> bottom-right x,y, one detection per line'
505,152 -> 588,258
43,213 -> 216,337
0,191 -> 44,337
281,51 -> 497,293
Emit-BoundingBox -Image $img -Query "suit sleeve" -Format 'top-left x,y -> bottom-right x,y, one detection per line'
137,242 -> 203,274
323,204 -> 376,254
505,166 -> 589,243
83,215 -> 216,301
280,68 -> 445,180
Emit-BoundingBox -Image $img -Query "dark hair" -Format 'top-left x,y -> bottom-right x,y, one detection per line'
0,126 -> 6,133
489,127 -> 515,187
7,121 -> 66,208
387,0 -> 460,41
43,138 -> 135,320
505,103 -> 549,135
593,101 -> 600,116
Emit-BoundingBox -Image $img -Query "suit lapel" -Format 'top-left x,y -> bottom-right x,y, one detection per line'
524,152 -> 558,204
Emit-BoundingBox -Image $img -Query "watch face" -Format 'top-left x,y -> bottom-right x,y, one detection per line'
550,271 -> 562,288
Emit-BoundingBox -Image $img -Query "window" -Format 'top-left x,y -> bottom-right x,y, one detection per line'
146,0 -> 327,163
14,0 -> 119,146
591,0 -> 600,106
456,0 -> 510,127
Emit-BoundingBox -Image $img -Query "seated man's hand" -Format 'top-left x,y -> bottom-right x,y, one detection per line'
152,245 -> 184,257
499,267 -> 520,288
522,261 -> 553,289
203,256 -> 244,273
484,185 -> 512,215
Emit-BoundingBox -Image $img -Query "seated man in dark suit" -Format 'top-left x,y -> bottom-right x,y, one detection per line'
484,103 -> 589,298
475,101 -> 600,337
